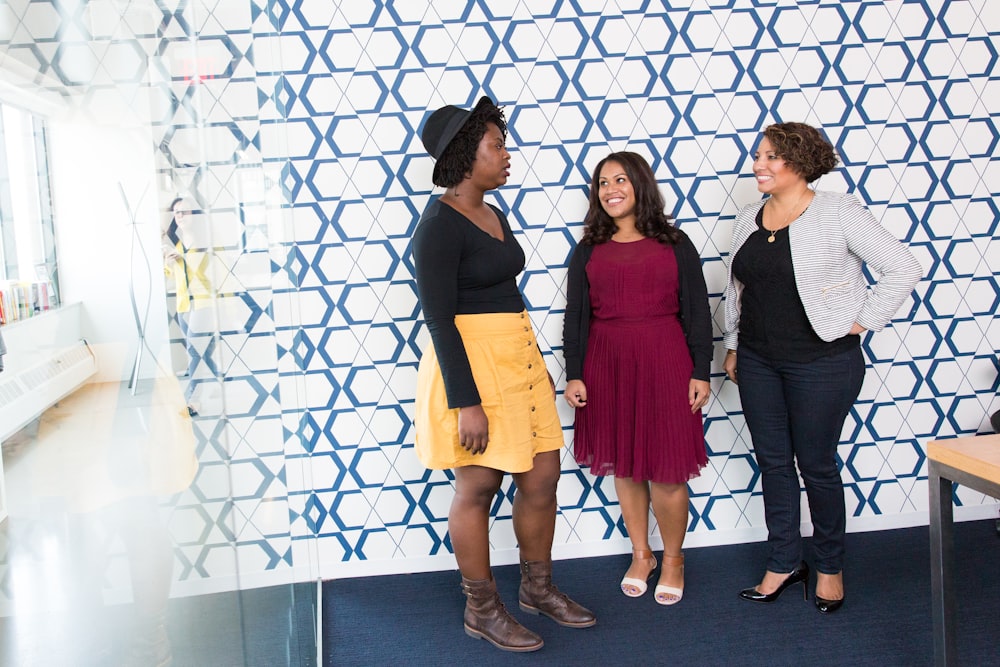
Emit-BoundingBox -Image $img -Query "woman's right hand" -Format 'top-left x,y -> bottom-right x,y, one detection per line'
724,350 -> 738,385
565,379 -> 588,408
458,404 -> 489,454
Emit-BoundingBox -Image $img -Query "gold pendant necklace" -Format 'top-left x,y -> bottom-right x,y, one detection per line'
766,190 -> 808,243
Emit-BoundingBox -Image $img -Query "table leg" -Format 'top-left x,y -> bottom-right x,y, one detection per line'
929,465 -> 955,666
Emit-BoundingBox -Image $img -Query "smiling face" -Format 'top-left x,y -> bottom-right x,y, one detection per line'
597,160 -> 637,225
469,122 -> 511,190
752,136 -> 807,196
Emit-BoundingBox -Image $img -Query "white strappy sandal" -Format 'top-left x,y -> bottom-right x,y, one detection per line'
654,554 -> 684,605
620,548 -> 657,597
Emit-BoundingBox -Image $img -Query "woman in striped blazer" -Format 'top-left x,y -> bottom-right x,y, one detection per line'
722,122 -> 922,614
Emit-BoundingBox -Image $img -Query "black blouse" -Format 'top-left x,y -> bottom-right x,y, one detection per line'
732,207 -> 858,362
411,198 -> 526,408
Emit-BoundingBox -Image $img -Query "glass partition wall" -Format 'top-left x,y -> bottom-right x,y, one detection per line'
0,3 -> 319,665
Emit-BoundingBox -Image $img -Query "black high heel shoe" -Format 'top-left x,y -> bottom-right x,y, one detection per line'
815,595 -> 844,614
739,561 -> 810,603
815,571 -> 844,613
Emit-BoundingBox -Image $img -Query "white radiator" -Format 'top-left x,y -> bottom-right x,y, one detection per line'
0,338 -> 98,443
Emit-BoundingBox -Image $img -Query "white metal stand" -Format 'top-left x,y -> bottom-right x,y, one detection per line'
120,183 -> 152,395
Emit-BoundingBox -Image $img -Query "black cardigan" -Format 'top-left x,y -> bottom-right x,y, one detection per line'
562,230 -> 713,382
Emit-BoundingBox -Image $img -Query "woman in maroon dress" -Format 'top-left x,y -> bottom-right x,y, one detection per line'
563,152 -> 712,605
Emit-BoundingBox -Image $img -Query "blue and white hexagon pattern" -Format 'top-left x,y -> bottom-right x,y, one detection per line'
3,0 -> 999,588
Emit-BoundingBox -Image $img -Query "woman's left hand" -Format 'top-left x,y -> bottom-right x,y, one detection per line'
688,379 -> 711,413
849,322 -> 867,335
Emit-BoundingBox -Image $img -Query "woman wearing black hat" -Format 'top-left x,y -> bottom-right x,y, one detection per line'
412,96 -> 595,652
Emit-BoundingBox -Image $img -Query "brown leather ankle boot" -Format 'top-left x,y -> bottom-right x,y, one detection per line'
461,576 -> 544,652
518,559 -> 597,628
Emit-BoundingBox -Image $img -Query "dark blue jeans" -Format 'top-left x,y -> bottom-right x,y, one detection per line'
737,345 -> 865,574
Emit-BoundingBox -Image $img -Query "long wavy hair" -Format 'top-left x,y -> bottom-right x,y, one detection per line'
762,122 -> 839,183
432,99 -> 507,188
581,151 -> 680,246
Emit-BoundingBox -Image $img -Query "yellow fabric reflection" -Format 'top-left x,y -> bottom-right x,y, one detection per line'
31,370 -> 197,512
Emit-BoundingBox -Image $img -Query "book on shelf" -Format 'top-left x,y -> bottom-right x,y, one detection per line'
0,280 -> 59,325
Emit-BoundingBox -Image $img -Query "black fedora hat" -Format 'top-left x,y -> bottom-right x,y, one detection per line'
420,95 -> 496,160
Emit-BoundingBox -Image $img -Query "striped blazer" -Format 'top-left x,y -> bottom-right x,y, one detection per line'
723,190 -> 923,351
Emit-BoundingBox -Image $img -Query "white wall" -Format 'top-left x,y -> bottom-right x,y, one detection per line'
48,118 -> 169,383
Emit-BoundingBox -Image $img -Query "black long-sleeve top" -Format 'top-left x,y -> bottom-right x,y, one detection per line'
411,198 -> 526,408
562,229 -> 713,382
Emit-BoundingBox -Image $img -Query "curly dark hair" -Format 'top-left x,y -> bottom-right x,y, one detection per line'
432,99 -> 507,188
581,151 -> 681,246
762,122 -> 839,183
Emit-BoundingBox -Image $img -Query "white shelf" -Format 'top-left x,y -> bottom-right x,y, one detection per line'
0,303 -> 91,524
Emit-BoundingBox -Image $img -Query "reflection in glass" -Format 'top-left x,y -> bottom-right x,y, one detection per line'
0,0 -> 318,664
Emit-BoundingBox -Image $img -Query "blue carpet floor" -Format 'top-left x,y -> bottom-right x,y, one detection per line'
324,519 -> 1000,666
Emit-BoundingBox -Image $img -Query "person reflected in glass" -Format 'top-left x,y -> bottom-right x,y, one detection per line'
162,196 -> 212,417
562,151 -> 712,606
411,96 -> 595,653
723,122 -> 922,613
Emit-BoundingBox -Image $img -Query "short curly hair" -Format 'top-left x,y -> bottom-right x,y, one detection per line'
762,122 -> 839,183
581,151 -> 681,246
432,100 -> 507,188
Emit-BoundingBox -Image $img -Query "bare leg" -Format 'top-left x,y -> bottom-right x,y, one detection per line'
815,571 -> 844,600
650,482 -> 689,595
513,451 -> 596,628
450,465 -> 504,580
615,477 -> 657,589
511,450 -> 560,559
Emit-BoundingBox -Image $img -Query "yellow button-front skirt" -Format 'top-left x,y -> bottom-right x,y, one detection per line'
415,311 -> 564,472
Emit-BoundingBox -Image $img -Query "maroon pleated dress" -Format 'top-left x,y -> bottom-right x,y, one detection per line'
573,237 -> 707,484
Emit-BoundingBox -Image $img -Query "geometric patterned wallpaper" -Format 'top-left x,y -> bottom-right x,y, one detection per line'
1,0 -> 998,590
